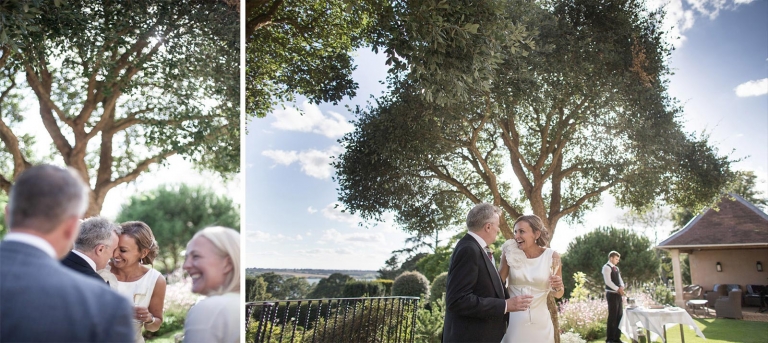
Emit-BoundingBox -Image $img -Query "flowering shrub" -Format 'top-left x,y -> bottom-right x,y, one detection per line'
144,272 -> 202,340
560,330 -> 587,343
558,297 -> 608,340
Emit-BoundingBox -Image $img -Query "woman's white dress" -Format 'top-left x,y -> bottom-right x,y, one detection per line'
501,241 -> 555,343
100,265 -> 162,343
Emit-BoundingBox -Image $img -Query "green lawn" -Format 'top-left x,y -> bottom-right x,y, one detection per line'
588,318 -> 768,343
146,329 -> 183,343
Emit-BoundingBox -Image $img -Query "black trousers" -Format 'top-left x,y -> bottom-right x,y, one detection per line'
606,291 -> 623,342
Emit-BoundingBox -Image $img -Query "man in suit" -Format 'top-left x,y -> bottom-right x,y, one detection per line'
442,203 -> 533,342
602,250 -> 625,343
62,216 -> 121,282
0,165 -> 134,342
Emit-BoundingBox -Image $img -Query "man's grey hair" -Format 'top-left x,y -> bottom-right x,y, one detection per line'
466,203 -> 501,232
74,217 -> 122,251
7,165 -> 89,233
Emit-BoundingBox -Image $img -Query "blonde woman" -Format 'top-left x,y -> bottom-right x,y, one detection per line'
182,226 -> 240,343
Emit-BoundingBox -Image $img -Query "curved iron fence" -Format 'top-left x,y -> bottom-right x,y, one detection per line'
246,296 -> 420,343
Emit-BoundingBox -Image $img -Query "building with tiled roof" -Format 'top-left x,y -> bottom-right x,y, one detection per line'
657,193 -> 768,307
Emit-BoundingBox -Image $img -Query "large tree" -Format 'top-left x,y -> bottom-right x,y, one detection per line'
116,184 -> 240,274
246,0 -> 532,119
335,0 -> 732,240
0,0 -> 239,216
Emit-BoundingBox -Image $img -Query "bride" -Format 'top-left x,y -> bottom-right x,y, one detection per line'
499,215 -> 564,343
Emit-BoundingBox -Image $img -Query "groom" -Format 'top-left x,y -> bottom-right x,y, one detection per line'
442,203 -> 532,342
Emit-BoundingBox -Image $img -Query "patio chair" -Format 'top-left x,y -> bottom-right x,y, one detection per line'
745,285 -> 766,307
705,284 -> 728,307
715,290 -> 743,319
683,285 -> 703,301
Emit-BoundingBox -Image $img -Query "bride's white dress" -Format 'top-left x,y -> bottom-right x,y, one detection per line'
99,265 -> 161,343
501,241 -> 555,343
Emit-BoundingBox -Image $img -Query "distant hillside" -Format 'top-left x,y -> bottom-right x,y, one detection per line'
246,268 -> 378,280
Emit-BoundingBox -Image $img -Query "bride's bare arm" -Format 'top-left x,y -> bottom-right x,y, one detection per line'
499,252 -> 509,282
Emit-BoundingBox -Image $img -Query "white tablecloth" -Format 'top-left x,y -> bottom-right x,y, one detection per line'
619,307 -> 706,342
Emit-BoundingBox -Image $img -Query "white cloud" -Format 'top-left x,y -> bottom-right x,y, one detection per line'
647,0 -> 752,48
271,102 -> 354,138
245,230 -> 303,243
321,202 -> 361,226
262,145 -> 344,179
307,206 -> 318,214
734,78 -> 768,97
319,229 -> 385,244
298,248 -> 355,256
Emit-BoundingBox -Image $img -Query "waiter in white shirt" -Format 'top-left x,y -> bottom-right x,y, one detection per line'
602,251 -> 625,343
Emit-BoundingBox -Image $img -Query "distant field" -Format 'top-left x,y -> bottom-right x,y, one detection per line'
246,268 -> 378,280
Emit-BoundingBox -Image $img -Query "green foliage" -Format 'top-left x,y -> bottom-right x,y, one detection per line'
392,271 -> 430,298
428,272 -> 448,304
414,297 -> 445,343
250,273 -> 312,301
246,0 -> 375,118
342,281 -> 386,298
0,192 -> 6,238
335,0 -> 733,242
561,226 -> 659,298
568,272 -> 592,301
116,184 -> 239,274
646,282 -> 675,306
373,279 -> 394,295
247,276 -> 272,302
727,170 -> 768,210
308,273 -> 354,299
308,300 -> 416,343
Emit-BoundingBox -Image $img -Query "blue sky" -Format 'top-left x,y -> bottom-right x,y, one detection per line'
246,0 -> 768,270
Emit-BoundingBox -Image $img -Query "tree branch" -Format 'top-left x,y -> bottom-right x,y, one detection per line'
0,117 -> 32,180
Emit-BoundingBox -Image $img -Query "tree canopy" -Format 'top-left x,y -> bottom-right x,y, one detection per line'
116,184 -> 240,274
335,0 -> 732,240
246,0 -> 532,119
1,0 -> 239,216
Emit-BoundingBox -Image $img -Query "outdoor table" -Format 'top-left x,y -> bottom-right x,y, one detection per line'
686,299 -> 710,316
619,306 -> 706,343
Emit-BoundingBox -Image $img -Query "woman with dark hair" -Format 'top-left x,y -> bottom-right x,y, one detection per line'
100,221 -> 167,343
499,215 -> 564,343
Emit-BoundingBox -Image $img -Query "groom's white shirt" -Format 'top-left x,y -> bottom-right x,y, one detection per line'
72,249 -> 97,271
467,231 -> 493,265
3,232 -> 57,259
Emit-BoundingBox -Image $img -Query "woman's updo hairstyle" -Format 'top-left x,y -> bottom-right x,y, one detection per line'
119,221 -> 159,265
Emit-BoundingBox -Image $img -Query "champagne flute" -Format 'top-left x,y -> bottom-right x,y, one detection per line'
133,293 -> 146,324
521,286 -> 533,325
549,255 -> 561,293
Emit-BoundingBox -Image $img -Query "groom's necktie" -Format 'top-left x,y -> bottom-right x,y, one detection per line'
484,246 -> 495,267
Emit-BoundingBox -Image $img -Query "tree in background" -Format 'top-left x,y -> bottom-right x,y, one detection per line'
308,273 -> 354,299
247,272 -> 312,300
561,226 -> 659,297
1,0 -> 239,216
335,0 -> 732,242
116,184 -> 239,274
670,170 -> 768,230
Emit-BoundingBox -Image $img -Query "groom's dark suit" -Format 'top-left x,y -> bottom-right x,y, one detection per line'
62,250 -> 107,283
0,240 -> 134,342
442,234 -> 509,342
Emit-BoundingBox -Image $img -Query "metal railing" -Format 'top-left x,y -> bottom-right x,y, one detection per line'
246,296 -> 420,343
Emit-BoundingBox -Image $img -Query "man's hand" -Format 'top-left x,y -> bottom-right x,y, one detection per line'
618,287 -> 625,296
505,295 -> 534,313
